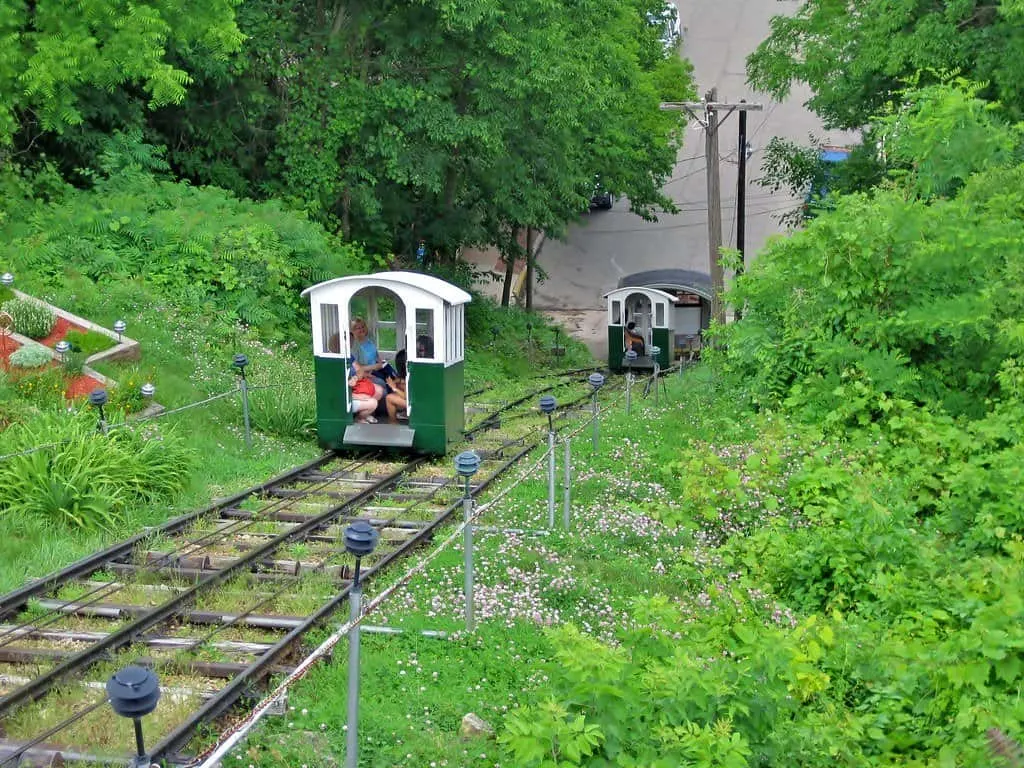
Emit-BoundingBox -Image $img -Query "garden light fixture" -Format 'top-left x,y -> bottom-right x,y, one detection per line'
540,393 -> 557,430
455,450 -> 481,631
113,319 -> 127,342
232,354 -> 252,447
649,345 -> 662,405
343,519 -> 379,587
490,326 -> 500,346
342,519 -> 380,768
539,395 -> 557,526
141,383 -> 156,399
625,349 -> 637,415
0,273 -> 12,288
589,373 -> 605,452
106,665 -> 160,768
55,340 -> 71,362
89,389 -> 109,433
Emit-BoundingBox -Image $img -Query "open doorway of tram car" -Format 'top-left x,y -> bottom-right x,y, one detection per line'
617,269 -> 712,362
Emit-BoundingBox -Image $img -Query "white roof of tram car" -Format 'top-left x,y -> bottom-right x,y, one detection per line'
301,271 -> 472,307
602,286 -> 679,305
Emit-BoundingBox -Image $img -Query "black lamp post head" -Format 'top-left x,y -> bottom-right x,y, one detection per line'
89,389 -> 108,407
344,520 -> 379,558
539,395 -> 556,414
232,353 -> 249,370
107,665 -> 160,719
455,450 -> 481,478
589,372 -> 605,390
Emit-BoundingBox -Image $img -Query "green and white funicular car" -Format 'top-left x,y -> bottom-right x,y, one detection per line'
302,271 -> 471,455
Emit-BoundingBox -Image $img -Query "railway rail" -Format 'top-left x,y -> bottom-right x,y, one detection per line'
0,373 -> 607,767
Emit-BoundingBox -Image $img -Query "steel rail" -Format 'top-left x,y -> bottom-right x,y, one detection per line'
151,442 -> 534,763
0,457 -> 425,720
0,452 -> 338,619
0,455 -> 371,652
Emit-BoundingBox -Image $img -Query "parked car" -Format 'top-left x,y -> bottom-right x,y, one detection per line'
590,177 -> 614,210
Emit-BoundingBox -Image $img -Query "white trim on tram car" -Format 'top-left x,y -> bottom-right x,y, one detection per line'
303,271 -> 471,367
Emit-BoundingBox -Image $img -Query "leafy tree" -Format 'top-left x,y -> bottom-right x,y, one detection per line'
718,84 -> 1024,423
145,0 -> 691,263
0,0 -> 243,167
747,0 -> 1024,130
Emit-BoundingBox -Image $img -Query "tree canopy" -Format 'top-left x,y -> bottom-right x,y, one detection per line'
747,0 -> 1024,130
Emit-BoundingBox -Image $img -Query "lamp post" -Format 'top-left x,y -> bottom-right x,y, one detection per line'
106,665 -> 160,768
113,319 -> 127,343
232,353 -> 252,448
625,349 -> 637,416
490,326 -> 500,347
539,395 -> 557,527
649,345 -> 661,406
141,383 -> 156,400
89,389 -> 109,434
0,273 -> 13,289
55,340 -> 70,364
343,520 -> 379,768
455,451 -> 481,632
526,322 -> 533,345
589,372 -> 604,453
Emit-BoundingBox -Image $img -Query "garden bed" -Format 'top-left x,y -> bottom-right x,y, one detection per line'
1,288 -> 141,401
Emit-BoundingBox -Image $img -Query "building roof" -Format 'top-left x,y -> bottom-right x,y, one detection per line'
617,269 -> 713,300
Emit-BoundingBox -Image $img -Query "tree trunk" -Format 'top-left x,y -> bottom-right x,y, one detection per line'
525,226 -> 535,312
500,227 -> 519,307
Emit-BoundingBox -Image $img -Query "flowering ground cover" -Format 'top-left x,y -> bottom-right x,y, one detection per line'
226,371 -> 797,766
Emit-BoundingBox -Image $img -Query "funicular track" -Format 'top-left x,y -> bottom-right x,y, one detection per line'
0,374 -> 598,768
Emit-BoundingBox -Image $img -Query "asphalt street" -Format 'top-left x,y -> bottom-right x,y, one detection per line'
533,0 -> 843,313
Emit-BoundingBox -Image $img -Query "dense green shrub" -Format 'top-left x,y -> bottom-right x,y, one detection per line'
2,173 -> 369,338
0,412 -> 193,531
8,343 -> 53,368
0,286 -> 13,304
64,328 -> 115,356
1,298 -> 56,340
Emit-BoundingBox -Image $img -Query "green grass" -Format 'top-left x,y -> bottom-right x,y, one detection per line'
218,371 -> 731,767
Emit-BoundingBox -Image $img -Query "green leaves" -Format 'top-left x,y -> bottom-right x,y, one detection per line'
0,412 -> 193,532
0,0 -> 242,146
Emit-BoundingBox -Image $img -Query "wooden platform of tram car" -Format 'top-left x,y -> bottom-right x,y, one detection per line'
344,423 -> 416,447
621,354 -> 657,370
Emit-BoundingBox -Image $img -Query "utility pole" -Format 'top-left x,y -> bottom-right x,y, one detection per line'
736,100 -> 748,278
660,93 -> 763,326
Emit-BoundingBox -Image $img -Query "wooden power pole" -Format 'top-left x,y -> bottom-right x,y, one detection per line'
661,91 -> 762,326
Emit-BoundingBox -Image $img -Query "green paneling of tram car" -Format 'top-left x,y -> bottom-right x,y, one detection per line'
606,326 -> 671,372
313,358 -> 463,454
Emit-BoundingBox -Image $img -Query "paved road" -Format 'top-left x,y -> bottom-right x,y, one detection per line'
534,0 -> 840,315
